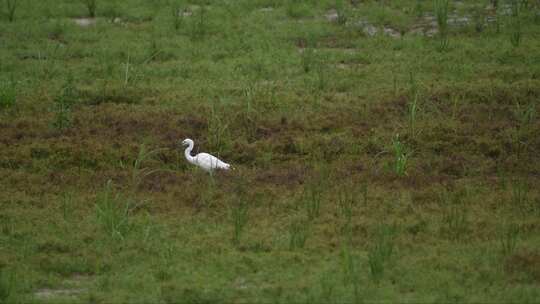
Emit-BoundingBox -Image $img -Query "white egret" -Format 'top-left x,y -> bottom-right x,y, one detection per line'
181,138 -> 232,172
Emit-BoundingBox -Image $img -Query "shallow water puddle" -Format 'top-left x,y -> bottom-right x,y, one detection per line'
383,27 -> 401,38
174,4 -> 212,17
73,17 -> 96,27
325,9 -> 339,22
34,287 -> 87,300
33,274 -> 92,300
351,20 -> 401,38
345,7 -> 508,39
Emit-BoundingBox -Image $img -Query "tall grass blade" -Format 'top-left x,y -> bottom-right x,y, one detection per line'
434,0 -> 449,51
6,0 -> 18,22
368,225 -> 396,282
500,223 -> 520,257
289,219 -> 309,250
95,181 -> 132,240
82,0 -> 97,18
230,199 -> 249,246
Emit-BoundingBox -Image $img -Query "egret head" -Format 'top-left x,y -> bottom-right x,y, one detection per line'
181,138 -> 193,147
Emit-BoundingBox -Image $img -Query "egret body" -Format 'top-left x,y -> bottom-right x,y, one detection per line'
182,138 -> 231,172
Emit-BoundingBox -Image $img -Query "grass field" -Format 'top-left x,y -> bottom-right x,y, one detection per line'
1,0 -> 540,303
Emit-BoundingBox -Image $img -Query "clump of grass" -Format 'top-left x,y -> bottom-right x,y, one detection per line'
154,267 -> 172,282
230,199 -> 249,246
511,179 -> 528,206
338,182 -> 362,242
171,2 -> 185,31
198,176 -> 217,207
5,0 -> 18,22
154,242 -> 175,282
128,143 -> 164,191
123,51 -> 131,86
299,33 -> 318,73
289,218 -> 309,250
102,2 -> 120,23
207,104 -> 230,156
440,190 -> 468,241
471,5 -> 486,33
0,214 -> 13,237
513,102 -> 536,139
51,75 -> 78,130
0,79 -> 17,109
286,1 -> 312,19
242,84 -> 257,115
496,165 -> 508,190
60,191 -> 75,221
499,223 -> 520,257
95,180 -> 132,240
303,179 -> 324,221
408,96 -> 418,136
367,225 -> 397,283
341,244 -> 358,284
450,93 -> 461,123
82,0 -> 97,18
0,268 -> 16,303
51,95 -> 72,130
301,47 -> 316,73
509,0 -> 522,47
48,20 -> 67,41
444,207 -> 467,241
340,244 -> 362,301
188,5 -> 208,40
338,189 -> 353,225
143,34 -> 176,64
303,164 -> 330,221
391,134 -> 409,176
304,188 -> 321,220
511,178 -> 533,214
493,5 -> 501,34
60,74 -> 78,105
318,275 -> 335,303
315,59 -> 328,92
299,40 -> 329,92
511,102 -> 535,158
145,37 -> 162,63
414,0 -> 424,17
434,0 -> 449,51
408,72 -> 420,137
335,0 -> 348,25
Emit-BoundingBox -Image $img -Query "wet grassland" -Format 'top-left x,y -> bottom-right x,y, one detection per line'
1,0 -> 540,303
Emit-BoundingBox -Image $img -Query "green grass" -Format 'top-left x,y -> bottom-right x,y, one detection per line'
4,0 -> 19,22
434,0 -> 449,51
82,0 -> 97,18
391,134 -> 409,176
230,196 -> 249,246
367,224 -> 397,283
1,0 -> 540,303
0,78 -> 17,109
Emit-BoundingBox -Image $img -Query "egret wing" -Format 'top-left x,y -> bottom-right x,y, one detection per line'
195,153 -> 230,171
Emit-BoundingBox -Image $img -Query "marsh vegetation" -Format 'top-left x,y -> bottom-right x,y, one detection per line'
1,0 -> 540,303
